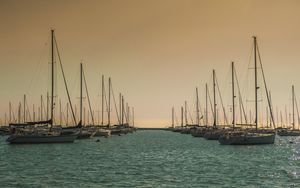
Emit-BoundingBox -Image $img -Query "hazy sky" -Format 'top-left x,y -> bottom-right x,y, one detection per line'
1,0 -> 300,127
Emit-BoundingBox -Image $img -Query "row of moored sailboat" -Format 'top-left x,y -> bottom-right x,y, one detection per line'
169,36 -> 300,145
1,30 -> 136,144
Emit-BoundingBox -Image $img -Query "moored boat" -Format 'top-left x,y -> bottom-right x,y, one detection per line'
218,42 -> 276,145
6,30 -> 78,144
219,131 -> 275,145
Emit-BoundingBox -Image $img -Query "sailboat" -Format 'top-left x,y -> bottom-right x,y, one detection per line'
277,85 -> 300,136
75,63 -> 97,139
203,70 -> 226,140
92,75 -> 111,137
191,84 -> 211,137
218,37 -> 275,145
7,30 -> 77,144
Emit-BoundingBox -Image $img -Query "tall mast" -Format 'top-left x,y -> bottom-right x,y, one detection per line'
9,102 -> 11,123
101,75 -> 104,126
213,70 -> 217,127
119,93 -> 122,125
181,106 -> 183,127
127,103 -> 130,124
184,101 -> 188,126
280,110 -> 283,127
254,36 -> 258,130
40,95 -> 43,121
108,77 -> 111,127
59,99 -> 62,125
18,102 -> 21,123
196,87 -> 200,126
276,106 -> 279,127
132,107 -> 135,127
269,91 -> 272,127
172,107 -> 174,128
121,95 -> 124,125
23,94 -> 26,123
205,83 -> 208,126
232,62 -> 235,129
80,63 -> 83,125
285,105 -> 288,128
33,104 -> 35,122
50,29 -> 54,127
292,85 -> 295,130
47,92 -> 49,120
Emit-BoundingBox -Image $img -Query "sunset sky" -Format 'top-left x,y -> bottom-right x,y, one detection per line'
1,0 -> 300,127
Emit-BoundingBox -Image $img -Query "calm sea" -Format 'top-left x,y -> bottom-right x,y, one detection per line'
0,130 -> 300,187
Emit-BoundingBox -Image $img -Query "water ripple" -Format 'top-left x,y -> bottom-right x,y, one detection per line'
1,131 -> 300,187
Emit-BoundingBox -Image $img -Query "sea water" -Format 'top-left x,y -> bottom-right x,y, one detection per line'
0,130 -> 300,187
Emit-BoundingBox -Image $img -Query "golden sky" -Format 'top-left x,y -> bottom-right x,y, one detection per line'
1,0 -> 300,127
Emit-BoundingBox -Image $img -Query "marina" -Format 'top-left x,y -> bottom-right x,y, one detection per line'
2,0 -> 300,187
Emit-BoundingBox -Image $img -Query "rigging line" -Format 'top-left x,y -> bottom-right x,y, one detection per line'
82,66 -> 95,125
256,42 -> 275,128
61,104 -> 67,125
26,36 -> 50,95
215,75 -> 229,125
54,36 -> 77,125
242,43 -> 254,113
234,66 -> 248,124
110,81 -> 121,124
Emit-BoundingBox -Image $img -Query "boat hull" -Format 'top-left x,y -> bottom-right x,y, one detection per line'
277,130 -> 300,136
7,134 -> 77,144
218,133 -> 275,145
94,129 -> 111,137
204,129 -> 223,140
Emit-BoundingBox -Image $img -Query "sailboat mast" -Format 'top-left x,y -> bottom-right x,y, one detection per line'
205,83 -> 208,126
184,101 -> 187,126
181,106 -> 183,127
121,95 -> 124,125
232,62 -> 235,129
80,63 -> 83,125
213,70 -> 216,127
23,94 -> 26,123
254,36 -> 258,130
172,106 -> 174,128
196,87 -> 200,126
18,102 -> 21,123
119,93 -> 122,125
132,107 -> 134,127
50,30 -> 54,127
292,85 -> 295,130
108,77 -> 111,127
9,102 -> 11,123
47,92 -> 49,120
101,75 -> 104,126
40,95 -> 43,121
59,99 -> 62,125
